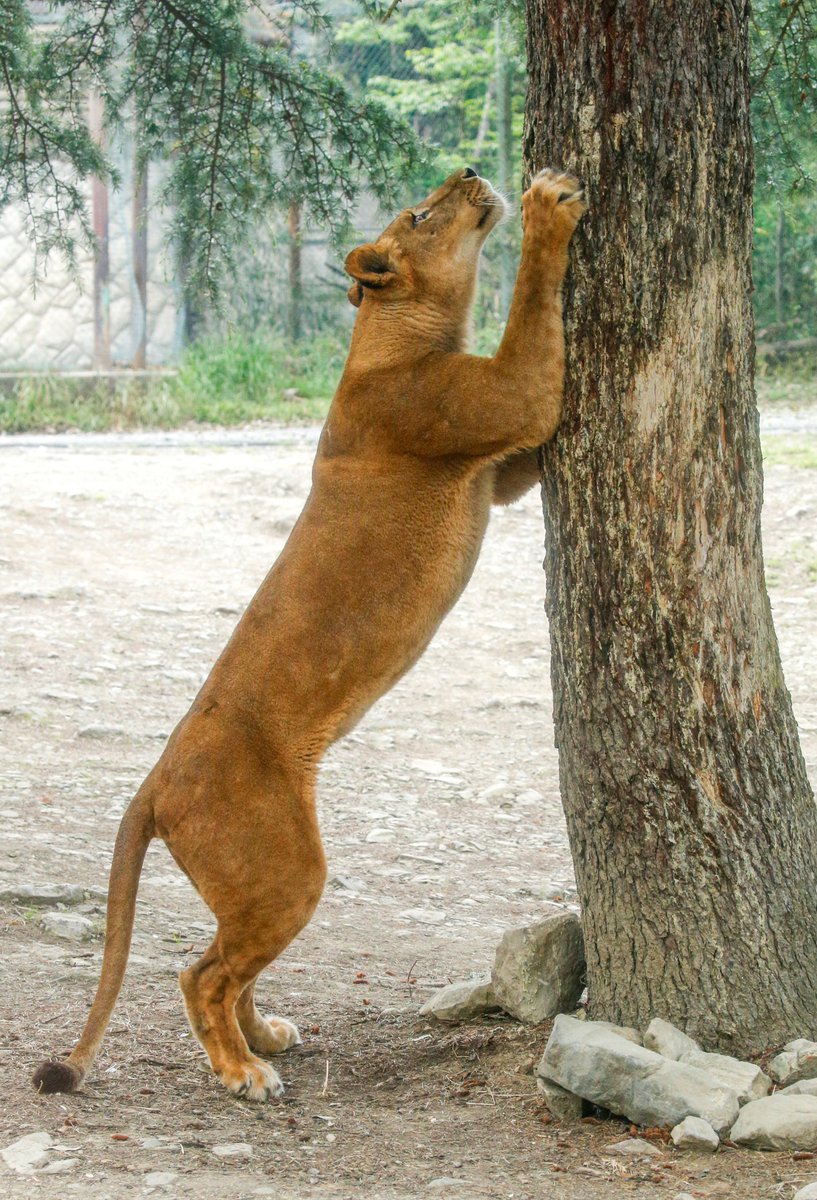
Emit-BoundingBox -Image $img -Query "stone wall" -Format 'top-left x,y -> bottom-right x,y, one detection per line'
0,140 -> 183,371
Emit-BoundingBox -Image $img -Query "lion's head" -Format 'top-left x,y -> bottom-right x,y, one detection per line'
344,169 -> 507,316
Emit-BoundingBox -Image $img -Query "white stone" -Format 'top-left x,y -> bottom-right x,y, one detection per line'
730,1094 -> 817,1150
419,975 -> 499,1022
605,1138 -> 663,1157
670,1115 -> 719,1152
793,1183 -> 817,1200
39,911 -> 95,941
592,1021 -> 643,1045
769,1040 -> 817,1086
211,1142 -> 253,1158
0,883 -> 90,907
37,1159 -> 79,1174
145,1172 -> 178,1189
782,1079 -> 817,1098
1,1132 -> 53,1174
644,1017 -> 699,1060
491,911 -> 584,1024
683,1049 -> 770,1104
399,908 -> 446,925
535,1074 -> 584,1120
644,1018 -> 770,1102
540,1015 -> 740,1135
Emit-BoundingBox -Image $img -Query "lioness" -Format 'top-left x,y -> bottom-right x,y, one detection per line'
33,167 -> 583,1102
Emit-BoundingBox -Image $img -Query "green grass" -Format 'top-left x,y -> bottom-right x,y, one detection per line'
755,353 -> 817,409
3,336 -> 817,437
766,540 -> 817,588
762,436 -> 817,469
0,332 -> 344,434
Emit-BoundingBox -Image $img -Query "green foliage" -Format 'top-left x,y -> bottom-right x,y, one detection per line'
0,0 -> 423,299
335,0 -> 524,189
0,332 -> 342,433
751,0 -> 817,336
334,0 -> 525,332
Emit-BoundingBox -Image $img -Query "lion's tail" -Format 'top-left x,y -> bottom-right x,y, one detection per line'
32,786 -> 155,1094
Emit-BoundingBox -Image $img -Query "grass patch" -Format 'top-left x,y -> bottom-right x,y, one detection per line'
755,353 -> 817,408
762,436 -> 817,469
0,333 -> 343,434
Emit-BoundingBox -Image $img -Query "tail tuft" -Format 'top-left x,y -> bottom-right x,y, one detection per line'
32,1060 -> 84,1094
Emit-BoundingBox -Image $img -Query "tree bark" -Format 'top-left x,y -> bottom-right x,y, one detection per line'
525,0 -> 817,1053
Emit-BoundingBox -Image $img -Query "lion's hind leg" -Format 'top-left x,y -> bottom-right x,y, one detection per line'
168,773 -> 326,1100
180,938 -> 284,1100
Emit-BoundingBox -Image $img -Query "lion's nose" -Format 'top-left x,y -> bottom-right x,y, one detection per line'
462,167 -> 478,179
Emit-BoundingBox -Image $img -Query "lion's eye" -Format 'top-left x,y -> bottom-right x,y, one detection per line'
411,210 -> 430,227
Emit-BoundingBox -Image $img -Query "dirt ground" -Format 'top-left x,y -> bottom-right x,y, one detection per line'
1,411 -> 816,1200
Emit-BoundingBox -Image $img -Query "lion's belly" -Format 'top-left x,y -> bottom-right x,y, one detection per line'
203,461 -> 492,752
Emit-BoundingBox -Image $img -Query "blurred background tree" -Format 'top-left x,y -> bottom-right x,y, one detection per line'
0,0 -> 815,429
751,0 -> 817,344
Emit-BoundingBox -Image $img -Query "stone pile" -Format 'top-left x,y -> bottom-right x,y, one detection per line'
416,911 -> 817,1163
537,1015 -> 817,1152
419,909 -> 585,1025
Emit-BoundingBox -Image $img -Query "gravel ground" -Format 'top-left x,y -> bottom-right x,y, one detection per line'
0,414 -> 816,1200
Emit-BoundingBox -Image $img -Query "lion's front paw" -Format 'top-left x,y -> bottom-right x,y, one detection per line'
218,1058 -> 284,1101
522,168 -> 586,242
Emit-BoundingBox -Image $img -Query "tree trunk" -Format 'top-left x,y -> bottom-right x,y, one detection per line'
494,15 -> 515,318
287,200 -> 303,343
525,0 -> 817,1053
775,206 -> 785,331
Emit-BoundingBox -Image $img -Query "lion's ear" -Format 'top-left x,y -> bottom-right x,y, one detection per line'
344,243 -> 397,291
347,281 -> 364,308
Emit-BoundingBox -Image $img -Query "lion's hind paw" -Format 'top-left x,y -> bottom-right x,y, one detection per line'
246,1015 -> 302,1056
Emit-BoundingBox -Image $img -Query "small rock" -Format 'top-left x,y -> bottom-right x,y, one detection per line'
782,1080 -> 817,1098
644,1017 -> 699,1060
730,1094 -> 817,1150
426,1180 -> 464,1190
671,1115 -> 719,1152
212,1142 -> 253,1158
419,975 -> 500,1022
39,911 -> 94,942
145,1172 -> 178,1189
606,1138 -> 663,1157
591,1021 -> 642,1046
77,724 -> 127,739
540,1015 -> 740,1134
328,875 -> 366,895
536,1074 -> 583,1119
644,1017 -> 770,1102
1,1132 -> 53,1174
37,1159 -> 79,1174
399,908 -> 446,925
0,883 -> 92,907
770,1040 -> 817,1087
365,828 -> 395,843
491,910 -> 585,1024
794,1184 -> 817,1200
684,1050 -> 770,1104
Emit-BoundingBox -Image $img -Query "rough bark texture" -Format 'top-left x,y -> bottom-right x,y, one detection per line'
525,0 -> 817,1053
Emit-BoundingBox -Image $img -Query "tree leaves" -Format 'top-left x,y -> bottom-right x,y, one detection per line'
0,0 -> 424,300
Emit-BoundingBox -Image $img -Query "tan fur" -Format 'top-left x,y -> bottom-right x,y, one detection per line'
32,169 -> 584,1102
